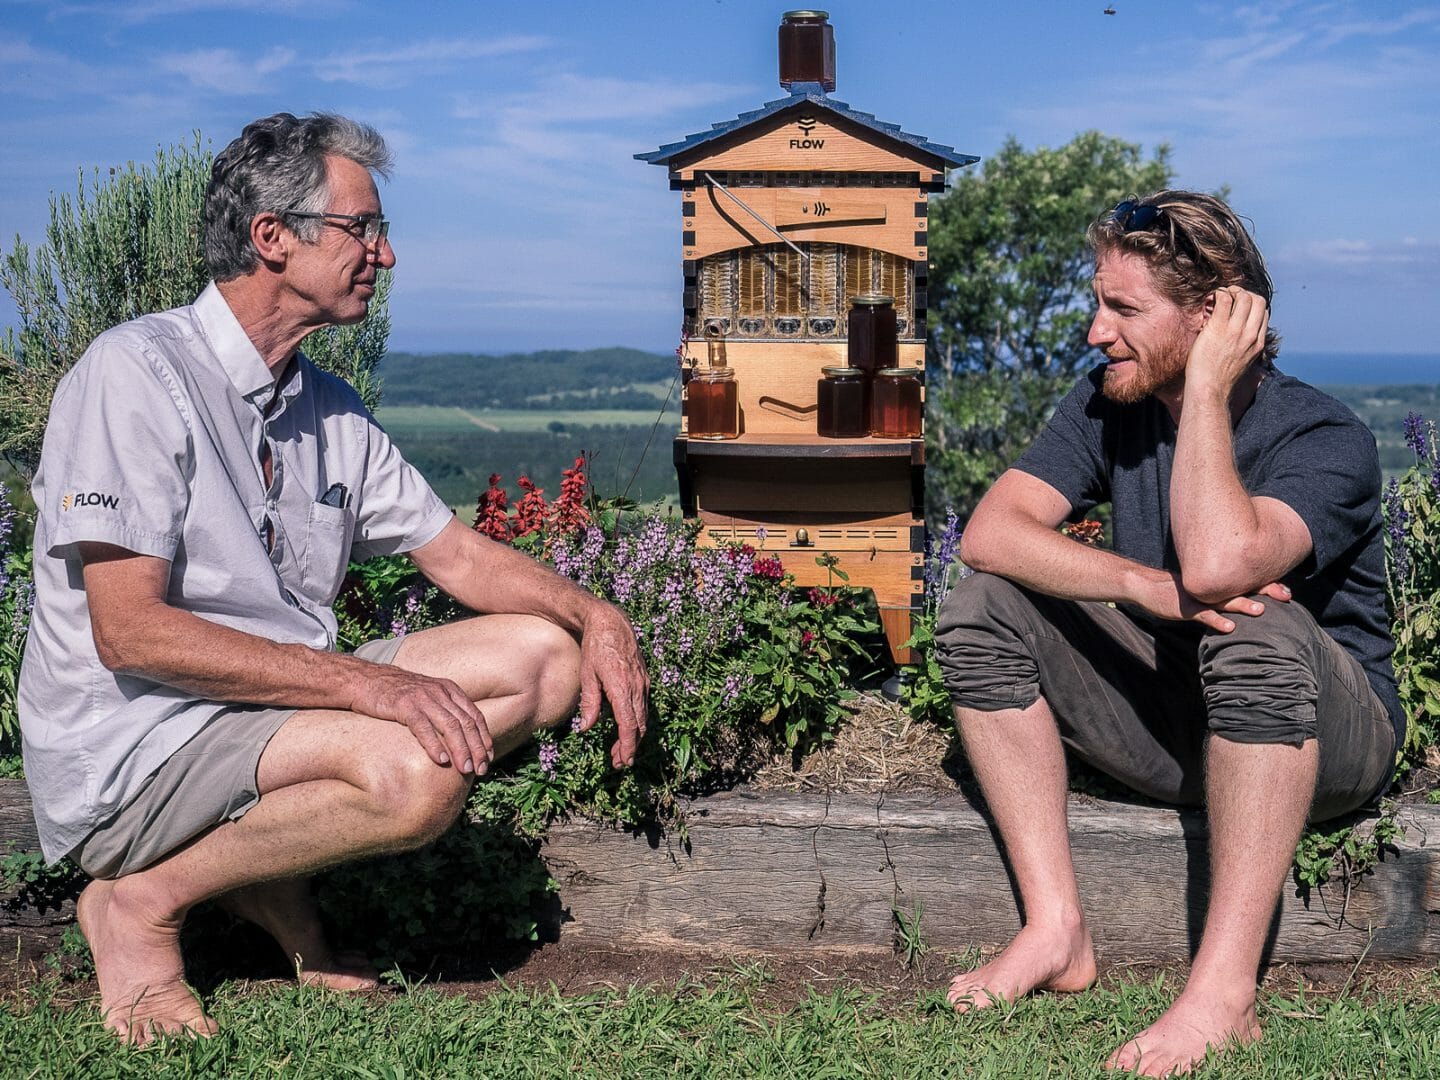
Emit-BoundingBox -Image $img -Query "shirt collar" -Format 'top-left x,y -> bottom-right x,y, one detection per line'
192,282 -> 306,409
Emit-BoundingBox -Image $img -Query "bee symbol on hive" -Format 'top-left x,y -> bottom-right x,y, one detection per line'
797,115 -> 817,136
802,202 -> 831,217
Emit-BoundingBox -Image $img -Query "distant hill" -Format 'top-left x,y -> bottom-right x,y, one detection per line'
380,348 -> 676,409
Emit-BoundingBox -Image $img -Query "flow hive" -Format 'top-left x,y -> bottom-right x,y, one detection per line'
638,11 -> 975,662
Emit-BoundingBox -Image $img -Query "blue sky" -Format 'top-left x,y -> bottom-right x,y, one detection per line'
2,0 -> 1437,357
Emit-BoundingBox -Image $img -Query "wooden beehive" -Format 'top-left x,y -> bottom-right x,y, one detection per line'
638,26 -> 975,663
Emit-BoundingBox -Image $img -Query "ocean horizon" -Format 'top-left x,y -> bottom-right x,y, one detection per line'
1280,352 -> 1440,387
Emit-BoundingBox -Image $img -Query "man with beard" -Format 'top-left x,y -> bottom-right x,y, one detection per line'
934,191 -> 1401,1076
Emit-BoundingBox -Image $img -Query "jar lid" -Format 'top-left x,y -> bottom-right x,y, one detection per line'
851,294 -> 895,306
693,367 -> 735,380
876,367 -> 923,377
821,366 -> 863,376
782,10 -> 830,20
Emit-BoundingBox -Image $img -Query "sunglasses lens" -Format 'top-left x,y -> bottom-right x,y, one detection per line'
1112,201 -> 1159,232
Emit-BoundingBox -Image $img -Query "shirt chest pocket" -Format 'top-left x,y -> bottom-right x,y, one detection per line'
301,500 -> 356,605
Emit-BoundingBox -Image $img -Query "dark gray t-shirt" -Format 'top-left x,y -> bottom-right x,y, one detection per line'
1014,364 -> 1404,748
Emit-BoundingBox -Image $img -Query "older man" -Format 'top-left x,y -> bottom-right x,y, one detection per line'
936,191 -> 1400,1076
19,112 -> 648,1044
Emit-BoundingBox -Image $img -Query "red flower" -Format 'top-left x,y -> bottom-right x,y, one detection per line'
752,556 -> 785,580
552,455 -> 591,536
474,474 -> 512,541
807,587 -> 839,608
514,475 -> 549,537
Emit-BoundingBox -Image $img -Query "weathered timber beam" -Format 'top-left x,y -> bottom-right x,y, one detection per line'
541,790 -> 1440,963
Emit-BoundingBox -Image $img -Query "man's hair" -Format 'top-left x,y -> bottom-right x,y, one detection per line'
1087,190 -> 1280,365
204,112 -> 393,282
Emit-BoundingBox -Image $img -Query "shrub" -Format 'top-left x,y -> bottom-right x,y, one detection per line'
0,488 -> 33,761
1384,412 -> 1440,772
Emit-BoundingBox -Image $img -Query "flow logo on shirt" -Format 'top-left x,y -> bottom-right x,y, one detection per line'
61,492 -> 119,511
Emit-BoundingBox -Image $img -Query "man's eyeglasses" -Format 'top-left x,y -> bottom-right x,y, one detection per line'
1110,199 -> 1162,233
282,210 -> 390,246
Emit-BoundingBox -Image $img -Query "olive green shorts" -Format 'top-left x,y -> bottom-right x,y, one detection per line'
72,635 -> 407,880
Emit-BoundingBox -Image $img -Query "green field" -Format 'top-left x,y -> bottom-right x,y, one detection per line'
376,405 -> 682,511
377,404 -> 678,434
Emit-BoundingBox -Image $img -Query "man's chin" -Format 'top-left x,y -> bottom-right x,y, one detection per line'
1101,368 -> 1148,405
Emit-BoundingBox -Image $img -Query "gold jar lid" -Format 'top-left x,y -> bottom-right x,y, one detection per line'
783,10 -> 830,20
851,294 -> 895,306
875,367 -> 923,378
821,366 -> 863,377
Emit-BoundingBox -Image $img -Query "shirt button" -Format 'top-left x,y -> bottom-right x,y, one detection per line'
267,499 -> 278,510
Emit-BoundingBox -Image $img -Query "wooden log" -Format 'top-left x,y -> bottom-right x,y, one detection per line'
540,790 -> 1440,963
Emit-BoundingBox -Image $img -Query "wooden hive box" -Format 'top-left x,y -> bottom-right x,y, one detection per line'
639,75 -> 976,662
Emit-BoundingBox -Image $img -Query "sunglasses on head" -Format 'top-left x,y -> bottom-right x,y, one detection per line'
1110,199 -> 1162,232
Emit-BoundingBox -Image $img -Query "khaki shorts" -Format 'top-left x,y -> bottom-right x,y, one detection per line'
73,635 -> 407,879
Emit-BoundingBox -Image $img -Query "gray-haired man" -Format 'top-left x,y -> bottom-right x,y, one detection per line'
19,112 -> 649,1044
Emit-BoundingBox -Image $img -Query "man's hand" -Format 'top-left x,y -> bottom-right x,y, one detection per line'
1186,287 -> 1269,399
572,602 -> 650,769
350,665 -> 494,776
1132,570 -> 1291,632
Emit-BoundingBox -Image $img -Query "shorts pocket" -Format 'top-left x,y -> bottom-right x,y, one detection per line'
301,500 -> 356,605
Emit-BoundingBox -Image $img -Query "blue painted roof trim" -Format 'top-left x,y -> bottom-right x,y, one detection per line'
636,87 -> 979,169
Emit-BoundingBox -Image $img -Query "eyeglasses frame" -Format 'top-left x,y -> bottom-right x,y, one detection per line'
281,209 -> 390,247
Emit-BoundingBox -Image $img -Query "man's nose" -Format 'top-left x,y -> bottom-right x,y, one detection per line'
1087,311 -> 1111,348
370,236 -> 396,269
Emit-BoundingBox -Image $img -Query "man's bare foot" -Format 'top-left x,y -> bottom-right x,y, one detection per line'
76,878 -> 217,1046
946,922 -> 1097,1012
217,878 -> 379,991
1105,990 -> 1260,1076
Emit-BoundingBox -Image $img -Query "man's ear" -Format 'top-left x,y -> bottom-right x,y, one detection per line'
250,212 -> 289,267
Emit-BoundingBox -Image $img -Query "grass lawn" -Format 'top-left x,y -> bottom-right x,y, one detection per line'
2,963 -> 1437,1078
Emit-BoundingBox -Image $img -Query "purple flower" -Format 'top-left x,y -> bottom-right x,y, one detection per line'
538,741 -> 560,779
1385,478 -> 1412,581
1404,412 -> 1429,461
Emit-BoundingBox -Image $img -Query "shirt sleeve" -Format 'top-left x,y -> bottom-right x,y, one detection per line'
1010,368 -> 1111,517
1250,412 -> 1380,579
42,332 -> 193,563
349,411 -> 453,560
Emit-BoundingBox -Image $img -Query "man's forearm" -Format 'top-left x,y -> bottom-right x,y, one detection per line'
411,520 -> 610,637
963,497 -> 1164,609
1170,383 -> 1264,591
99,597 -> 385,709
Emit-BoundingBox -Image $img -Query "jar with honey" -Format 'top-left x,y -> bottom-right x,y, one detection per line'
846,294 -> 897,375
816,366 -> 867,438
870,367 -> 922,438
687,368 -> 739,440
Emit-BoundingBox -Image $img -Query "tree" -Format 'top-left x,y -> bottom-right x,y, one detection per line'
0,136 -> 390,476
925,131 -> 1174,521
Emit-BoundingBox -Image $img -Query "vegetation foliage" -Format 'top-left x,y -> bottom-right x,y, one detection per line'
381,348 -> 676,409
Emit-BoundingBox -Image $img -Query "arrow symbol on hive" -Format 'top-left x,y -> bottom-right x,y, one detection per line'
803,201 -> 831,217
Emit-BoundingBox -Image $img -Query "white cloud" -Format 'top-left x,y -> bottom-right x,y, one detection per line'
1279,237 -> 1440,268
313,36 -> 549,87
156,45 -> 297,95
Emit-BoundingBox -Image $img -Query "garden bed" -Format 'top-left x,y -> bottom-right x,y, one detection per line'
5,765 -> 1438,967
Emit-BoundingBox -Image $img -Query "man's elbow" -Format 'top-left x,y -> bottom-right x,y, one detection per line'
957,522 -> 1002,575
90,625 -> 146,674
1179,560 -> 1257,606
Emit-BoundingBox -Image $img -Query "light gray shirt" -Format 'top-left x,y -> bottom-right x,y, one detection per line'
19,283 -> 452,862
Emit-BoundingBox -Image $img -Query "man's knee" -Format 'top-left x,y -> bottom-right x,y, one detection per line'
935,572 -> 1045,712
1198,599 -> 1322,746
361,746 -> 471,849
506,615 -> 583,728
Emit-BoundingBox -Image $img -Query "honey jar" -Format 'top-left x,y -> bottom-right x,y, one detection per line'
870,367 -> 922,438
816,366 -> 867,438
687,368 -> 739,440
